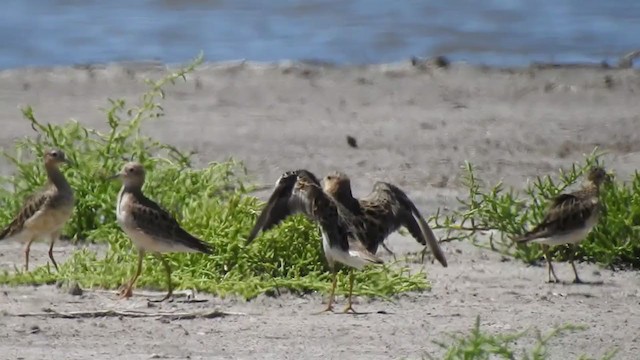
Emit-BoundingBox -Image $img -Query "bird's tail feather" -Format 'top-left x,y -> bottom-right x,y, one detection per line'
512,228 -> 549,244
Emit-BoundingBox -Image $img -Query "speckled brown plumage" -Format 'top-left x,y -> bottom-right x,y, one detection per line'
113,162 -> 212,301
247,169 -> 383,313
0,149 -> 74,271
322,171 -> 447,268
514,166 -> 610,283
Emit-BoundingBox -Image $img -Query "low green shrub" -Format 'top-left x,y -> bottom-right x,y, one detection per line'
432,152 -> 640,268
0,54 -> 428,299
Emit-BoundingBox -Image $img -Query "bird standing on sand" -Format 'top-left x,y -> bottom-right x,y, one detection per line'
514,167 -> 610,283
322,171 -> 448,268
0,149 -> 74,271
111,162 -> 212,301
247,169 -> 383,313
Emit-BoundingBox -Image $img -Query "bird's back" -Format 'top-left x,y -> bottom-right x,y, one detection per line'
516,187 -> 600,243
117,189 -> 212,254
356,183 -> 408,253
0,183 -> 73,241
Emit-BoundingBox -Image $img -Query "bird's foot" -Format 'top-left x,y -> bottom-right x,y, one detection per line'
149,291 -> 174,303
117,284 -> 133,299
342,304 -> 359,314
313,304 -> 335,315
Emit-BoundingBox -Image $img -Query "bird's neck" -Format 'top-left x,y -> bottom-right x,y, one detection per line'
582,181 -> 601,197
331,186 -> 361,214
121,184 -> 144,197
117,185 -> 144,215
45,163 -> 71,192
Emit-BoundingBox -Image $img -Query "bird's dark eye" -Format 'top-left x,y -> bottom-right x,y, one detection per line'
128,168 -> 134,173
51,152 -> 58,157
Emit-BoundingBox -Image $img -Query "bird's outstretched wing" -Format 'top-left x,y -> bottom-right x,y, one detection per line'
246,169 -> 322,244
514,191 -> 596,243
363,182 -> 448,267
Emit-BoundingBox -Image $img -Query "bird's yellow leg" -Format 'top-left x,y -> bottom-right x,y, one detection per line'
119,250 -> 144,299
315,269 -> 337,314
342,270 -> 359,314
155,255 -> 174,302
543,245 -> 560,283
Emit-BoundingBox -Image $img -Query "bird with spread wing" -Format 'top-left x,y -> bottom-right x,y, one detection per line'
321,171 -> 447,268
247,169 -> 383,313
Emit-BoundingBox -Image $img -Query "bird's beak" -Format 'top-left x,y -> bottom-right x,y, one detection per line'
106,173 -> 122,181
605,172 -> 614,183
63,158 -> 74,166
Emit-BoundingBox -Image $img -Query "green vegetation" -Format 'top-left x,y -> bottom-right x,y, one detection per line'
0,55 -> 634,360
432,152 -> 640,269
0,55 -> 428,299
426,317 -> 618,360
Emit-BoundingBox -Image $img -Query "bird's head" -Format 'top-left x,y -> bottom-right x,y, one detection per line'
586,166 -> 612,187
44,149 -> 72,167
322,171 -> 352,198
109,162 -> 146,188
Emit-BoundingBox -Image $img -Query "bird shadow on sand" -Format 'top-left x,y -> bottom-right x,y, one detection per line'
548,279 -> 605,286
316,309 -> 393,316
147,297 -> 209,304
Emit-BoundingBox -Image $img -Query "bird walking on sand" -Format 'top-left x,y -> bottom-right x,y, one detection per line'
247,169 -> 383,313
514,167 -> 611,283
0,149 -> 74,271
110,162 -> 212,301
322,171 -> 448,268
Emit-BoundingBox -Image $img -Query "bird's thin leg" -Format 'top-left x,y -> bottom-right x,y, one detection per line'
420,246 -> 429,264
569,244 -> 583,284
119,250 -> 144,299
315,268 -> 337,314
153,254 -> 173,302
342,270 -> 359,314
48,231 -> 60,272
381,242 -> 395,257
420,246 -> 439,265
24,236 -> 36,272
542,245 -> 560,283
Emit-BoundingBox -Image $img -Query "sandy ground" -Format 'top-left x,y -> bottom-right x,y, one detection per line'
0,60 -> 640,359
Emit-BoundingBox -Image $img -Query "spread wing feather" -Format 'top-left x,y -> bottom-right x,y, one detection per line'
368,182 -> 447,267
247,169 -> 382,266
247,170 -> 322,244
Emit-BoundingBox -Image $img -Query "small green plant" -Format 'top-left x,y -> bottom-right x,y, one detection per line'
426,316 -> 618,360
432,151 -> 640,268
0,54 -> 428,299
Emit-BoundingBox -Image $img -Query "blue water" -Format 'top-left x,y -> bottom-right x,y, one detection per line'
0,0 -> 638,69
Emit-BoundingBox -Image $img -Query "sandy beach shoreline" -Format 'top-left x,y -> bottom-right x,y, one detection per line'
0,60 -> 639,359
1,60 -> 639,192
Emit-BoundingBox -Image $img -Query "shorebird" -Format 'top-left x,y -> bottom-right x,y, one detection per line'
514,166 -> 610,283
111,162 -> 212,301
247,169 -> 383,313
322,171 -> 448,268
0,149 -> 74,271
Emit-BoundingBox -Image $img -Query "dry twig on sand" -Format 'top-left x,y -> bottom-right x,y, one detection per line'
4,308 -> 246,320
